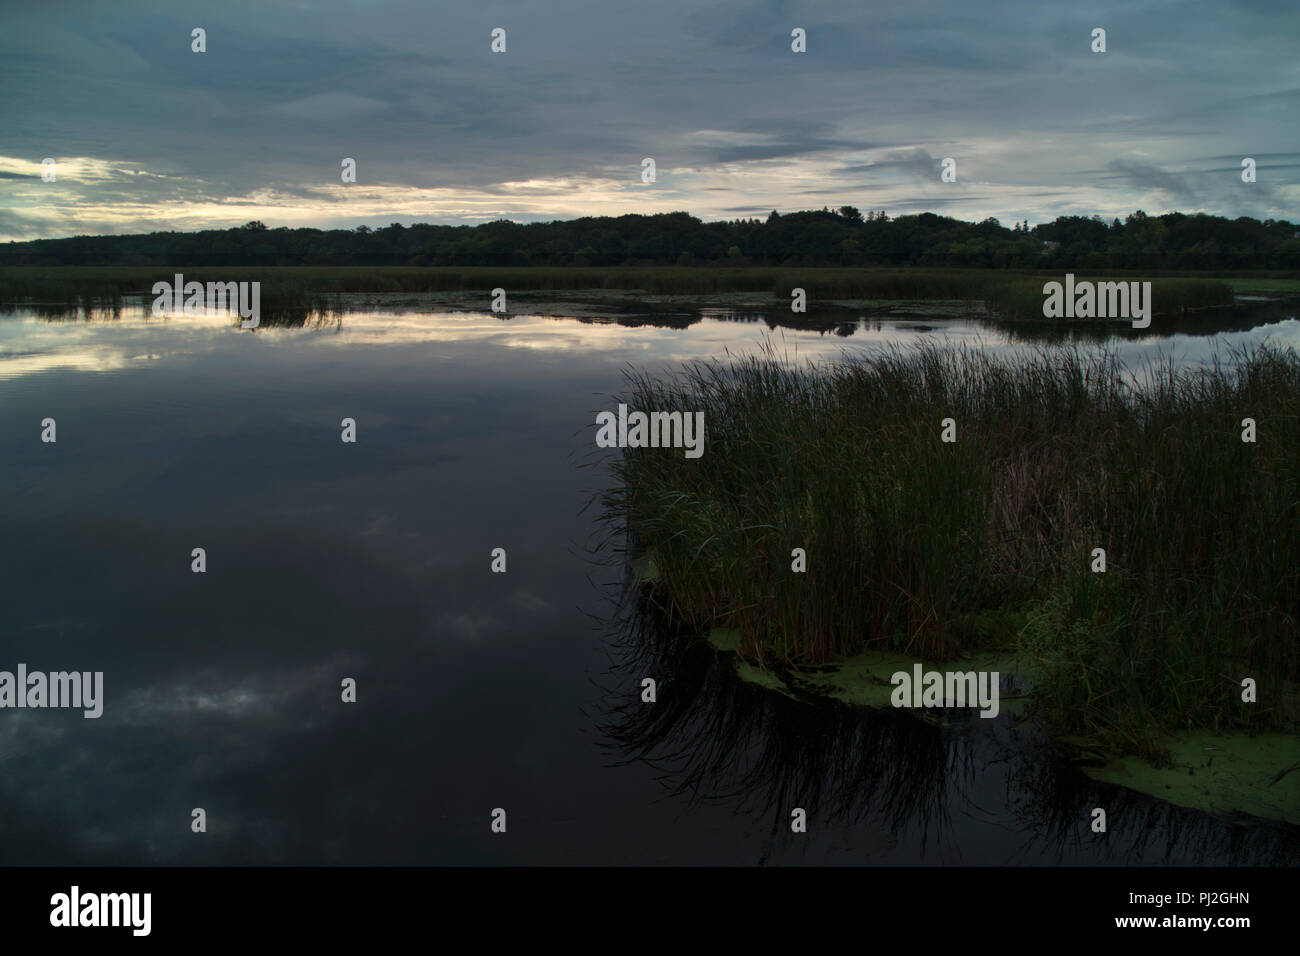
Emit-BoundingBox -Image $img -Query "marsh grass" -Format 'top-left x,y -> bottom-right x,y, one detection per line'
602,342 -> 1300,757
0,265 -> 1235,311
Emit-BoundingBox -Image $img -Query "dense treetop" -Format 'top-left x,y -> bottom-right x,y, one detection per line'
4,208 -> 1297,270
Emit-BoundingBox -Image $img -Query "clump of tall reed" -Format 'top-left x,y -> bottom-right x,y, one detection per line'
602,341 -> 1300,756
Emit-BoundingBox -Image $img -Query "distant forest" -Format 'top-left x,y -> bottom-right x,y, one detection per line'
5,208 -> 1298,270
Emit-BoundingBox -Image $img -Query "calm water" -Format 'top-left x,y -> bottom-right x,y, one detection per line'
1,303 -> 1297,865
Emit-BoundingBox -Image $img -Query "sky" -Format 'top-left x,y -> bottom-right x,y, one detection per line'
0,0 -> 1297,241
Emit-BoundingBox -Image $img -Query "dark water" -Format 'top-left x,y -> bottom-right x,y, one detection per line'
1,304 -> 1297,865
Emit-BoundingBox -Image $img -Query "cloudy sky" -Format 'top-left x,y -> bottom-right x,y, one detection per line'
1,0 -> 1296,240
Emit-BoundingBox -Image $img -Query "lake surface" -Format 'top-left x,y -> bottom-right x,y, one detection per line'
1,302 -> 1298,865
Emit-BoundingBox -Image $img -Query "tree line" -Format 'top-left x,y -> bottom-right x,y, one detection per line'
4,207 -> 1297,270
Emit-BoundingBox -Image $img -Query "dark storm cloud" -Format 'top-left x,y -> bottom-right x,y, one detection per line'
0,0 -> 1295,238
844,149 -> 942,183
881,196 -> 992,208
709,138 -> 859,163
1104,161 -> 1198,206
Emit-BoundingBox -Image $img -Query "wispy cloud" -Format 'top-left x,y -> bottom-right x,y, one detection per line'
0,0 -> 1295,240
